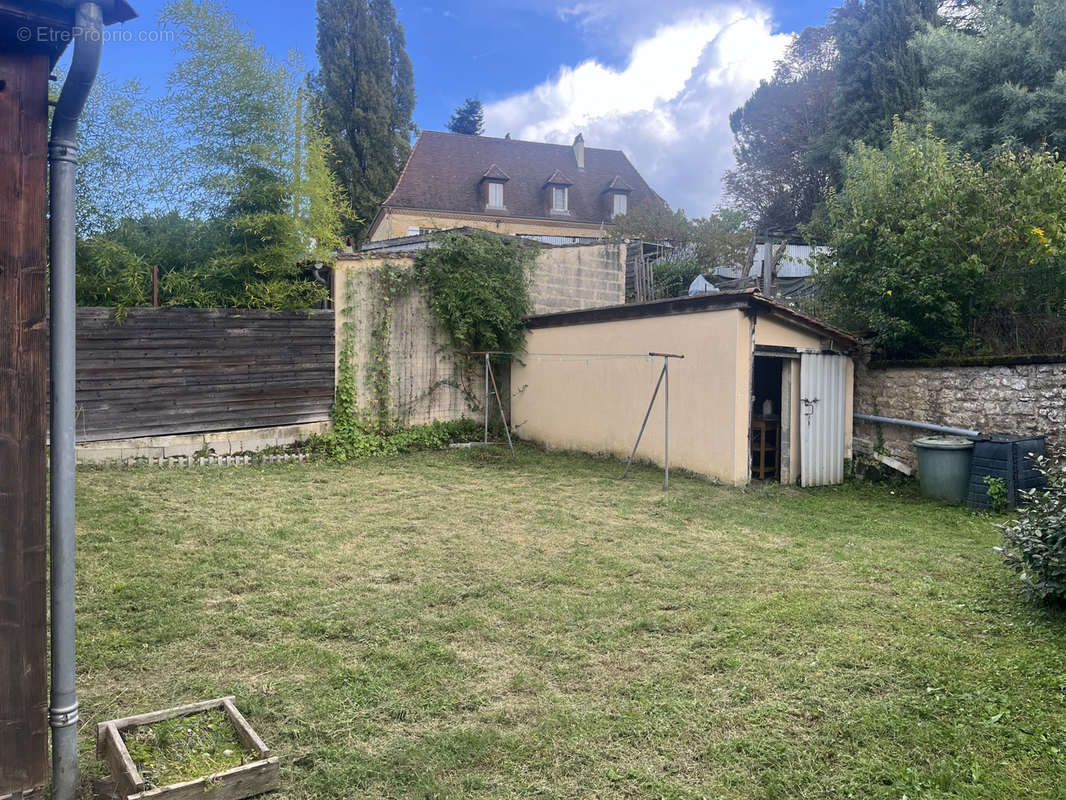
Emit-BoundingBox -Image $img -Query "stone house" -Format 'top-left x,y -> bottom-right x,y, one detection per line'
366,130 -> 661,243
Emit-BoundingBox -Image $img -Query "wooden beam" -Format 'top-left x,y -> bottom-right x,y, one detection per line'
0,45 -> 50,796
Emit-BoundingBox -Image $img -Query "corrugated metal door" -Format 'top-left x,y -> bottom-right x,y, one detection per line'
799,353 -> 848,486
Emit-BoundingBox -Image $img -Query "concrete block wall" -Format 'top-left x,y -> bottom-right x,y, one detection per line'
530,241 -> 626,314
854,359 -> 1066,469
335,261 -> 472,427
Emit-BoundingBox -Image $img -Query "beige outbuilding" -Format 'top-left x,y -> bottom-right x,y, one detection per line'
511,290 -> 860,487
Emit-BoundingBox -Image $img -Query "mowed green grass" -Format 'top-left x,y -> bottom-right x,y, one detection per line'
74,448 -> 1066,799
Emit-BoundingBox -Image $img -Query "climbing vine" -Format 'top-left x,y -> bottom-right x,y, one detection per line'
331,271 -> 361,440
364,262 -> 411,432
414,230 -> 537,359
321,233 -> 534,460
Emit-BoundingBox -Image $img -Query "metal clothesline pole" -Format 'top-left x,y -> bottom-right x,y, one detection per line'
664,355 -> 670,490
487,361 -> 516,456
622,364 -> 666,479
622,352 -> 685,489
472,351 -> 516,456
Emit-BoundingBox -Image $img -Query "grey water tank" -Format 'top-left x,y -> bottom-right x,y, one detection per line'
914,436 -> 975,504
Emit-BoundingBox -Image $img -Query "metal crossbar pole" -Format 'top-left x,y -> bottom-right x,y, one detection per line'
664,356 -> 670,490
623,363 -> 667,479
623,352 -> 685,488
483,352 -> 490,444
487,360 -> 516,456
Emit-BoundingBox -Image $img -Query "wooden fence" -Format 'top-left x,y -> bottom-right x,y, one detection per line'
71,308 -> 335,442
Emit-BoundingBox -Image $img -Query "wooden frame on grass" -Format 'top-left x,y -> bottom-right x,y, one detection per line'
95,697 -> 279,800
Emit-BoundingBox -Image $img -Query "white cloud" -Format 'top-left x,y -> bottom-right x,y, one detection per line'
483,6 -> 790,216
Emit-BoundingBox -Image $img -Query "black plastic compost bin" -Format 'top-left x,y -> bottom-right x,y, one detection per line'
965,434 -> 1046,510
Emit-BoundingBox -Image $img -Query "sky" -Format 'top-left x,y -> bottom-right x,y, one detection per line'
81,0 -> 834,217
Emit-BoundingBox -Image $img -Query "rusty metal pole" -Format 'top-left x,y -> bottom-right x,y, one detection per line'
487,360 -> 515,456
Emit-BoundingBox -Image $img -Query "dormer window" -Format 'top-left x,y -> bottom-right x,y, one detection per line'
545,169 -> 574,216
480,163 -> 510,211
552,186 -> 568,213
604,175 -> 634,220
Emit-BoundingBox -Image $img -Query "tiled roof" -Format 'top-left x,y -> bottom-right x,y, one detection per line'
481,164 -> 510,182
544,169 -> 574,186
377,131 -> 661,227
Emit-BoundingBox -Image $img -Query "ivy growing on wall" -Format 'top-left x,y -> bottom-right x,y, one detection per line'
414,230 -> 537,357
324,231 -> 535,460
331,271 -> 361,440
365,262 -> 411,432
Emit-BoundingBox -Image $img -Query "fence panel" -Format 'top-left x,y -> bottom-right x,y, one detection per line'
71,308 -> 335,442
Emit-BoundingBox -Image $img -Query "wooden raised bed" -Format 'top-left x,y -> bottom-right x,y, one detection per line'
95,697 -> 279,800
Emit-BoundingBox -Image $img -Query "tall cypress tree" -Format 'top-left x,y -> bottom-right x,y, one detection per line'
312,0 -> 416,242
827,0 -> 937,167
725,26 -> 837,234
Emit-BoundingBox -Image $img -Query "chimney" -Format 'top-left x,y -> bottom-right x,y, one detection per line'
573,133 -> 584,170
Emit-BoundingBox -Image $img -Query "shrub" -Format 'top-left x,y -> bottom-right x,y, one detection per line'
302,418 -> 482,462
652,258 -> 703,299
997,452 -> 1066,603
810,121 -> 1066,357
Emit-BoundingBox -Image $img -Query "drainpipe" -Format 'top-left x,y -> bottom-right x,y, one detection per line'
49,4 -> 102,799
854,413 -> 979,438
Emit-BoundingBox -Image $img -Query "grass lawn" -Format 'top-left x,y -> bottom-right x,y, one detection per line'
74,447 -> 1066,799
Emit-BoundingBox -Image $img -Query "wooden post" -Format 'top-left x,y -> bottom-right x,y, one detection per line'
0,45 -> 51,795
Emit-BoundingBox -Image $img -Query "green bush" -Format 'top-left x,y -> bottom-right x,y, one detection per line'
811,121 -> 1066,357
302,419 -> 481,462
652,258 -> 703,299
997,452 -> 1066,603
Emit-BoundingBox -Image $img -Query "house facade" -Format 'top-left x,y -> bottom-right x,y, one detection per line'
367,131 -> 661,243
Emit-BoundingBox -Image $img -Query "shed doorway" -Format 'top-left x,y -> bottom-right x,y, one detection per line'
751,356 -> 784,481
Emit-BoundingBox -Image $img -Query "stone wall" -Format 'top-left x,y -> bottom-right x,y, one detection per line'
855,358 -> 1066,468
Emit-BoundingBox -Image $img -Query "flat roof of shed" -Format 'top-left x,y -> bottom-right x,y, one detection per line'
524,289 -> 860,352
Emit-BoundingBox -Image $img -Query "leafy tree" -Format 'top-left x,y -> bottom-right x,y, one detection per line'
76,212 -> 225,308
298,120 -> 356,263
161,0 -> 295,214
811,121 -> 1066,357
76,0 -> 351,310
612,202 -> 754,277
75,75 -> 176,234
918,0 -> 1066,156
826,0 -> 937,160
207,165 -> 308,304
447,98 -> 484,135
725,26 -> 837,235
312,0 -> 416,242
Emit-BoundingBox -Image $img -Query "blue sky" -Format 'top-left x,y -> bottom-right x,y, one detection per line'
85,0 -> 835,216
